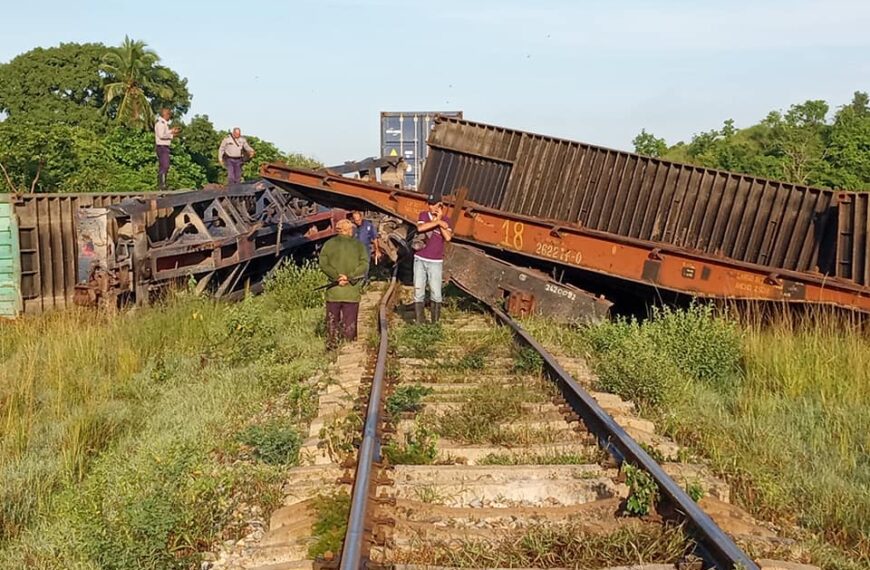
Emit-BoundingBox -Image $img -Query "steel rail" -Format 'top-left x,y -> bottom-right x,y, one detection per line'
339,277 -> 398,570
489,304 -> 759,570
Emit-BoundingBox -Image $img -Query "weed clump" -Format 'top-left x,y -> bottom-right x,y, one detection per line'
395,522 -> 693,568
238,421 -> 302,466
308,491 -> 350,559
386,384 -> 433,417
436,381 -> 526,444
396,324 -> 443,359
513,345 -> 544,375
383,424 -> 438,465
623,464 -> 659,516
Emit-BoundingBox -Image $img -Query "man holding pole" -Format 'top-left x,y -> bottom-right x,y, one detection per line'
319,218 -> 369,349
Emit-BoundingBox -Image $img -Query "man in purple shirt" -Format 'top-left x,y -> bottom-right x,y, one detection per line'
413,196 -> 452,324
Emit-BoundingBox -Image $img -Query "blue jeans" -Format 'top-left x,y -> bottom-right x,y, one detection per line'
414,257 -> 443,303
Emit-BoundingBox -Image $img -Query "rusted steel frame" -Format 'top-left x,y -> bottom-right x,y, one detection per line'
145,210 -> 338,281
487,305 -> 759,570
340,277 -> 398,570
259,165 -> 870,312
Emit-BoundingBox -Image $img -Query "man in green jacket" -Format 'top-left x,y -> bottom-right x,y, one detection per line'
319,218 -> 369,349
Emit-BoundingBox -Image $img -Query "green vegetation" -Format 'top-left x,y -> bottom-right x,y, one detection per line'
237,421 -> 302,466
512,345 -> 544,375
386,384 -> 434,417
383,424 -> 439,465
527,304 -> 870,568
434,380 -> 529,445
623,465 -> 659,516
394,323 -> 443,359
479,450 -> 606,466
0,41 -> 320,193
307,491 -> 350,559
685,480 -> 705,503
0,264 -> 329,568
633,92 -> 870,190
396,522 -> 693,568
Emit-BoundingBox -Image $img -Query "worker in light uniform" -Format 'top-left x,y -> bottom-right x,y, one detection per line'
219,128 -> 256,185
154,108 -> 180,190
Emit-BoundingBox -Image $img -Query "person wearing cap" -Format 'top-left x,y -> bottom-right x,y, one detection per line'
319,218 -> 369,349
219,128 -> 256,185
413,196 -> 452,324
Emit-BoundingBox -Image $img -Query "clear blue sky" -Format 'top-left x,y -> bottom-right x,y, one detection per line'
2,0 -> 868,164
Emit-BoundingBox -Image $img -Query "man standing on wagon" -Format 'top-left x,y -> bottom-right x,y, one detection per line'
218,128 -> 256,185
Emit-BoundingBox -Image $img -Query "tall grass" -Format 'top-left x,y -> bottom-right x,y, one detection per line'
526,303 -> 870,570
0,262 -> 329,568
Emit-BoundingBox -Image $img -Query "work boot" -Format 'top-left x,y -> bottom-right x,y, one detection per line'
157,173 -> 167,191
414,302 -> 425,325
431,302 -> 441,324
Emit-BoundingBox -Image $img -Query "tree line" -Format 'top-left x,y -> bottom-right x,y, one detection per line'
0,39 -> 319,193
633,92 -> 870,191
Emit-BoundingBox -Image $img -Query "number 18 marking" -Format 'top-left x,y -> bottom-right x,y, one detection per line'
501,220 -> 525,250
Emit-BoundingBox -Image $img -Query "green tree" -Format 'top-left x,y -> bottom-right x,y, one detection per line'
632,129 -> 667,157
100,37 -> 190,130
0,118 -> 85,192
764,100 -> 831,185
182,115 -> 223,183
0,43 -> 108,128
823,92 -> 870,190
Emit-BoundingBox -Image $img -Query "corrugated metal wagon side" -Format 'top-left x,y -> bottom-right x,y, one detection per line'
9,193 -> 145,315
421,116 -> 842,277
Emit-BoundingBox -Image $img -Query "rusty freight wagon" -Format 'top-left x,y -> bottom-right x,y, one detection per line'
261,117 -> 870,314
0,184 -> 341,318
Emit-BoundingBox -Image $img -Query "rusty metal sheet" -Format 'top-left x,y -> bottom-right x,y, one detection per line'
421,116 -> 840,277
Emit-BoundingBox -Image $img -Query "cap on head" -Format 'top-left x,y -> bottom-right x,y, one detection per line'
426,195 -> 442,205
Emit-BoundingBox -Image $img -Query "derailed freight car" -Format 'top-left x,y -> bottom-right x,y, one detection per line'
0,184 -> 340,318
260,116 -> 870,313
421,116 -> 846,277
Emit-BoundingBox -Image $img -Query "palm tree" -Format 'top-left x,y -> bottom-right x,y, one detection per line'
101,37 -> 175,130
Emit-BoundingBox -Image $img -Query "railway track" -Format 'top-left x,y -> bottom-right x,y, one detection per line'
328,281 -> 760,570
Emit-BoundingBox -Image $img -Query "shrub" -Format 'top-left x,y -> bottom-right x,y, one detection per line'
265,261 -> 327,310
594,331 -> 683,410
645,303 -> 742,391
237,421 -> 302,466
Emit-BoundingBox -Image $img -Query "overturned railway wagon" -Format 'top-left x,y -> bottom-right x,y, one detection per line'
0,183 -> 339,318
261,117 -> 870,313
